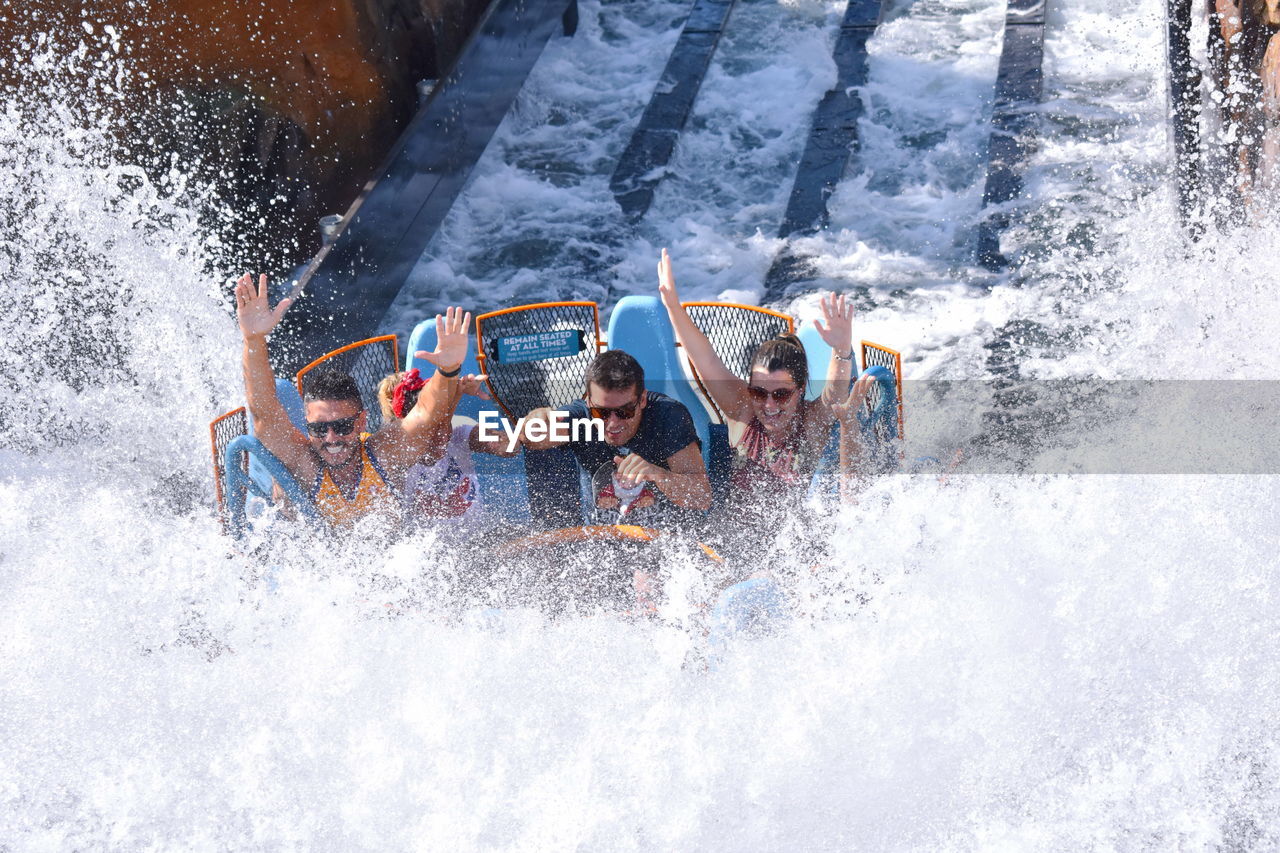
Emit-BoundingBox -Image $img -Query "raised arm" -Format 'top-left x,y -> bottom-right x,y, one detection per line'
235,274 -> 310,473
371,307 -> 469,472
812,291 -> 857,416
657,249 -> 754,423
469,423 -> 522,457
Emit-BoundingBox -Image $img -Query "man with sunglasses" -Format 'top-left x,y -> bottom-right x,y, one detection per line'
235,273 -> 469,529
519,349 -> 712,527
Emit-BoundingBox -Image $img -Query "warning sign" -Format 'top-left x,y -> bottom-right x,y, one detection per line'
495,329 -> 586,364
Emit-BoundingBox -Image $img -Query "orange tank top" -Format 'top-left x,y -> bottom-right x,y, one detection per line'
309,435 -> 398,528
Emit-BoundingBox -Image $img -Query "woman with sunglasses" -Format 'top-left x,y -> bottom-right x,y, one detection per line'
657,249 -> 871,532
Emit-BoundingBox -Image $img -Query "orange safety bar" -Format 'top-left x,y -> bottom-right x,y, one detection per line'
677,302 -> 795,422
678,302 -> 795,331
474,301 -> 602,420
208,406 -> 246,518
861,340 -> 905,441
474,300 -> 603,324
294,334 -> 401,397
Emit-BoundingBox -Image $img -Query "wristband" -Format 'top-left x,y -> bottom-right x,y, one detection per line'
834,350 -> 854,362
438,364 -> 462,378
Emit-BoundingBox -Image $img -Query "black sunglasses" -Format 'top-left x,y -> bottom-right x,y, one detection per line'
588,401 -> 640,421
747,385 -> 797,403
306,415 -> 358,437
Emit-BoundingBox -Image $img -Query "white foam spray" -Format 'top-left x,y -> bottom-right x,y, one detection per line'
4,0 -> 1280,847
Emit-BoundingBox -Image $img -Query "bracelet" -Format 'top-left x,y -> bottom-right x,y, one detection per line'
834,350 -> 854,362
438,364 -> 462,378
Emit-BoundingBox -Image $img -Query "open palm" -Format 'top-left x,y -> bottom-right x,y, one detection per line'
413,306 -> 471,372
234,273 -> 292,338
814,291 -> 854,353
831,372 -> 877,425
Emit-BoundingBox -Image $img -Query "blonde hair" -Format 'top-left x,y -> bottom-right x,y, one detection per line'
377,372 -> 403,421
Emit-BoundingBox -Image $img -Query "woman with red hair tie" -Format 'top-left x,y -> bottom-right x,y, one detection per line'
377,369 -> 517,532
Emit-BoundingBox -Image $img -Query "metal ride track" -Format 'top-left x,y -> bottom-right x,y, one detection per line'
269,0 -> 579,374
608,0 -> 740,222
974,0 -> 1046,271
762,0 -> 884,303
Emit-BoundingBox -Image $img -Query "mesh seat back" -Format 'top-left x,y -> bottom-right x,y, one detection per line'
682,303 -> 794,419
476,302 -> 602,420
209,407 -> 248,522
861,340 -> 905,439
294,335 -> 400,432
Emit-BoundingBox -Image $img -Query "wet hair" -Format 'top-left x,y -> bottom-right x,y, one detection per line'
376,370 -> 426,421
302,368 -> 364,409
585,350 -> 645,396
750,334 -> 809,392
377,373 -> 401,421
1244,0 -> 1274,21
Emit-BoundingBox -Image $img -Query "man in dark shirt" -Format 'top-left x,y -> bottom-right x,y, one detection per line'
519,350 -> 712,527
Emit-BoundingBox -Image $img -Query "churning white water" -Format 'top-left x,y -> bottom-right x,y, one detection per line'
4,0 -> 1280,848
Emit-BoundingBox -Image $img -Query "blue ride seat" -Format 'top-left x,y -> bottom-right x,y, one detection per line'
796,320 -> 841,499
797,322 -> 902,494
605,295 -> 733,504
224,435 -> 319,539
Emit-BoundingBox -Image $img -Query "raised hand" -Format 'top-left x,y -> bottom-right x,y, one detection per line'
234,273 -> 292,339
657,248 -> 682,314
814,291 -> 855,355
413,306 -> 471,374
831,371 -> 878,426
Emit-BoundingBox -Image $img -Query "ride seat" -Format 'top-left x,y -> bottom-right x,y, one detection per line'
796,320 -> 840,499
605,296 -> 732,500
243,378 -> 307,496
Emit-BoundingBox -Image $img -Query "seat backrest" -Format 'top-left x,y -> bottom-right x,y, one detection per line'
795,321 -> 833,402
681,302 -> 794,420
794,326 -> 907,432
209,407 -> 248,524
244,379 -> 307,500
273,377 -> 307,432
222,435 -> 319,539
606,296 -> 719,471
474,302 -> 603,420
792,321 -> 837,496
861,341 -> 905,440
797,324 -> 907,494
294,335 -> 400,433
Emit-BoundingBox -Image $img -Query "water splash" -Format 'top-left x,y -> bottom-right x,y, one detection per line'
4,0 -> 1280,848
